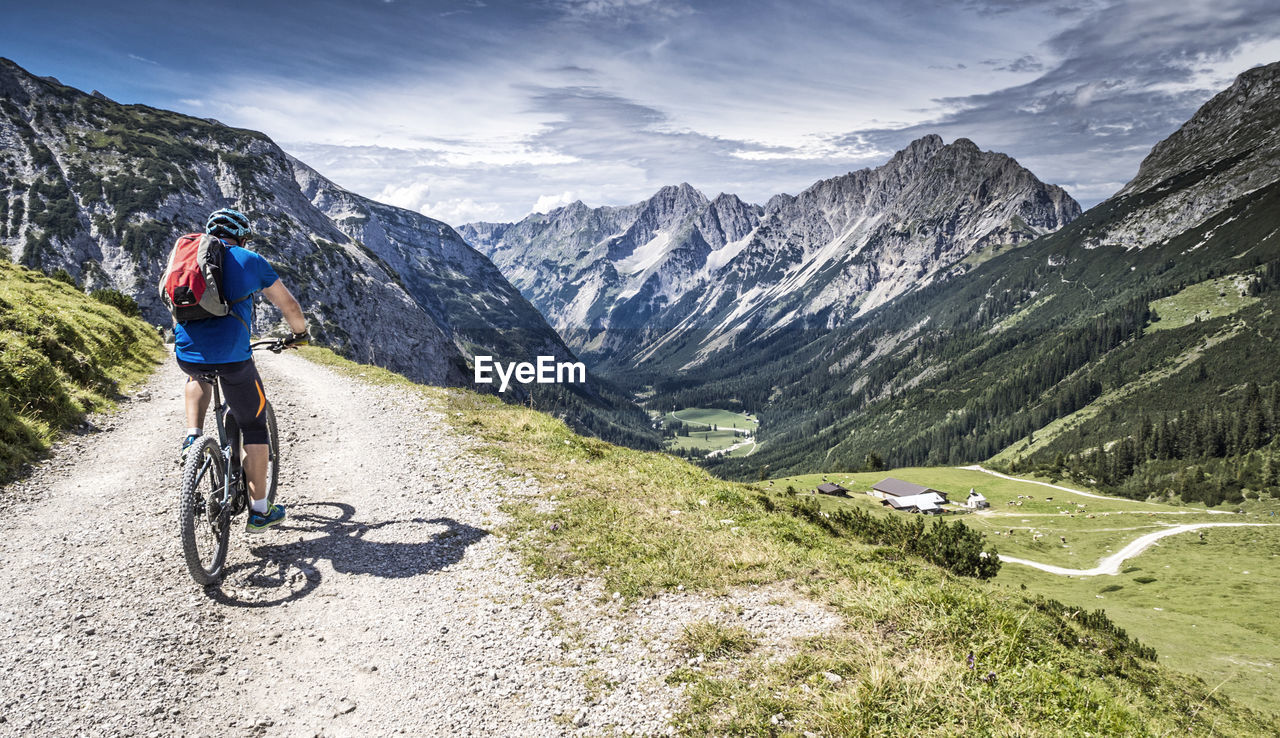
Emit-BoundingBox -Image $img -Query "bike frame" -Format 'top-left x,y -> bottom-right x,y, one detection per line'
187,375 -> 247,520
194,338 -> 286,518
213,379 -> 246,512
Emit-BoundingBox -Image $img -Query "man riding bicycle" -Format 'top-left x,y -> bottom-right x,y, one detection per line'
175,208 -> 308,533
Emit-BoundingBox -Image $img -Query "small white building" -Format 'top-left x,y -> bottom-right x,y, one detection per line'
870,477 -> 948,503
964,488 -> 990,509
882,493 -> 944,515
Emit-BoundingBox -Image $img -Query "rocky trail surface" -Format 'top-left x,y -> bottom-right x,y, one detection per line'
0,353 -> 836,737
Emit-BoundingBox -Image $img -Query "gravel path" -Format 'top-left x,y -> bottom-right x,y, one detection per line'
0,352 -> 834,737
999,522 -> 1278,576
959,464 -> 1232,511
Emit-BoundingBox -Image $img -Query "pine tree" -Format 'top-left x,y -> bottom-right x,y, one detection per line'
1244,383 -> 1265,451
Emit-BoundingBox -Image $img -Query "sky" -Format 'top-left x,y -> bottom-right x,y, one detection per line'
3,0 -> 1280,223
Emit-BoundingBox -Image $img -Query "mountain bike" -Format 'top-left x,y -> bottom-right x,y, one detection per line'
178,338 -> 294,585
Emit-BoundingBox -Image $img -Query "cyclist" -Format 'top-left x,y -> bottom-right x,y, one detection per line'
175,208 -> 308,533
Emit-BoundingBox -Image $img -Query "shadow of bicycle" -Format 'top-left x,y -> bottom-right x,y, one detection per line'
204,501 -> 488,608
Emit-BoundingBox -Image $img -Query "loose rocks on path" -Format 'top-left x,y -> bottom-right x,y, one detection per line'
0,352 -> 830,737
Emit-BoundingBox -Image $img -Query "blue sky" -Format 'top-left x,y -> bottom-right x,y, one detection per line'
4,0 -> 1280,223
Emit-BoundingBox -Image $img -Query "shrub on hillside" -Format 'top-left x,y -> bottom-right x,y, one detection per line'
49,268 -> 76,286
784,497 -> 1002,579
90,288 -> 140,318
0,262 -> 161,478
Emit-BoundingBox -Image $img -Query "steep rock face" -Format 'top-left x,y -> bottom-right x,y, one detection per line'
290,158 -> 574,369
0,57 -> 643,447
464,136 -> 1079,370
462,183 -> 754,355
1099,61 -> 1280,250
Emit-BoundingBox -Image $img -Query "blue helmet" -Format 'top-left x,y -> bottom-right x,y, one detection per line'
205,208 -> 253,240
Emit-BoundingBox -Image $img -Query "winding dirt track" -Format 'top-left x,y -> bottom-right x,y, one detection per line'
958,464 -> 1152,502
998,522 -> 1277,576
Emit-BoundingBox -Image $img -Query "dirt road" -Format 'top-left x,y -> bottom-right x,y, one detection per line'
998,522 -> 1276,576
959,465 -> 1229,511
3,353 -> 829,736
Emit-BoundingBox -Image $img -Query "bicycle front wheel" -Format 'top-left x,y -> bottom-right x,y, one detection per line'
264,400 -> 279,504
179,437 -> 231,585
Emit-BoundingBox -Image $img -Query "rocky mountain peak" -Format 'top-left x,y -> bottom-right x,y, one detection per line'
644,182 -> 710,214
464,135 -> 1079,367
1123,60 -> 1280,197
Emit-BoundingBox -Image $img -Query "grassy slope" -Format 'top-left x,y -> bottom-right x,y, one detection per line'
773,466 -> 1280,715
299,346 -> 1277,736
1147,274 -> 1259,332
0,261 -> 164,479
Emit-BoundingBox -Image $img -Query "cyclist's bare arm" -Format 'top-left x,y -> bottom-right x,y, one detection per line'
261,279 -> 307,335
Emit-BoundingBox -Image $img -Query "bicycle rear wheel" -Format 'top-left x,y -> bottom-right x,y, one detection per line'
179,437 -> 231,585
264,400 -> 279,504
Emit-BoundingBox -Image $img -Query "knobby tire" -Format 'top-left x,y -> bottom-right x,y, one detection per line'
179,437 -> 230,585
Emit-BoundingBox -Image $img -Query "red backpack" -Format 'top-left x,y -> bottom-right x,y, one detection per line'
158,233 -> 247,325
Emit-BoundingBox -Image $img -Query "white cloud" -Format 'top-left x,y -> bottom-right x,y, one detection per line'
375,181 -> 433,212
170,0 -> 1280,221
531,191 -> 578,214
423,197 -> 506,225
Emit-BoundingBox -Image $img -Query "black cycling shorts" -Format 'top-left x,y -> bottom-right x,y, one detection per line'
177,358 -> 270,445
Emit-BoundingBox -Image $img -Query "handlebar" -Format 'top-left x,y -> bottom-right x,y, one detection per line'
249,334 -> 307,354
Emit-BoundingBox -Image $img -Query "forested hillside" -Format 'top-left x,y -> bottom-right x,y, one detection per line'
691,61 -> 1280,495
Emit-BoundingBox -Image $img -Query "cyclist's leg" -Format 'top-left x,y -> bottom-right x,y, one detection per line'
217,360 -> 273,504
175,358 -> 215,443
184,377 -> 213,429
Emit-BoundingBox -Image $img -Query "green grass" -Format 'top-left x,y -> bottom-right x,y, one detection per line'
666,428 -> 744,451
1148,274 -> 1259,332
298,347 -> 1278,735
679,621 -> 759,659
667,407 -> 758,431
997,526 -> 1280,715
0,261 -> 164,479
664,407 -> 758,455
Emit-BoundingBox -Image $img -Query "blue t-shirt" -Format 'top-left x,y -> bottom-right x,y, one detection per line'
174,243 -> 280,364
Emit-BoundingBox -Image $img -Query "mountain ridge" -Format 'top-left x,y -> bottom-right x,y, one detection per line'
0,57 -> 655,447
461,135 -> 1080,370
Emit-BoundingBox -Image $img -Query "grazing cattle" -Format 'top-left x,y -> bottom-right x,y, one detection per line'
1060,536 -> 1068,545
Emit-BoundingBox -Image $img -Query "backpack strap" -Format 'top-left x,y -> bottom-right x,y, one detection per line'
227,293 -> 254,333
178,293 -> 254,331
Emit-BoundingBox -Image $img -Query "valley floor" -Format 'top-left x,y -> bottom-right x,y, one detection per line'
765,466 -> 1280,715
